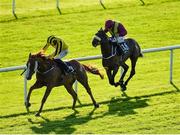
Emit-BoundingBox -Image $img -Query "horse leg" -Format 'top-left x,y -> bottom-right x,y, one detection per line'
119,63 -> 129,91
112,66 -> 120,87
76,69 -> 99,108
26,81 -> 44,108
35,86 -> 52,116
81,81 -> 99,108
64,83 -> 77,110
124,57 -> 137,87
106,69 -> 116,86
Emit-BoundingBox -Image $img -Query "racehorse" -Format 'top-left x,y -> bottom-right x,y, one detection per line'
24,52 -> 104,116
92,28 -> 143,91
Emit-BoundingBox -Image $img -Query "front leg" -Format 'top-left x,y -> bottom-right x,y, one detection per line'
26,81 -> 44,109
106,69 -> 113,85
106,67 -> 118,86
112,66 -> 119,87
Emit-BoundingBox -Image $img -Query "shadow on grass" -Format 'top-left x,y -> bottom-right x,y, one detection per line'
0,88 -> 179,120
30,108 -> 97,134
171,82 -> 179,91
105,97 -> 148,116
29,97 -> 148,134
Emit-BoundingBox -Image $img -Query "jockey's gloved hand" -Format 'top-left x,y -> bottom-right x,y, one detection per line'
47,55 -> 52,59
110,37 -> 117,43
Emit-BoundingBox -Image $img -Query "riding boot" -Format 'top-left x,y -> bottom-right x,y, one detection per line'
54,59 -> 74,74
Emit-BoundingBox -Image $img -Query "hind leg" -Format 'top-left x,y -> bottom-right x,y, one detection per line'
118,63 -> 129,91
83,82 -> 99,108
77,75 -> 99,108
64,83 -> 77,109
124,57 -> 138,87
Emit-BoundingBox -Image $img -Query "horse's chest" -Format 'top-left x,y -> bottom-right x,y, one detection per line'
102,58 -> 119,69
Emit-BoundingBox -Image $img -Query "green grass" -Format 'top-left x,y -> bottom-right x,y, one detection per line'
0,0 -> 180,134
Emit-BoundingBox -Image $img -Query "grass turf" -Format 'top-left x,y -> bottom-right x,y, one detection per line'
0,0 -> 180,133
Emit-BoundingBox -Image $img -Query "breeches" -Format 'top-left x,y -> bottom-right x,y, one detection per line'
55,49 -> 68,59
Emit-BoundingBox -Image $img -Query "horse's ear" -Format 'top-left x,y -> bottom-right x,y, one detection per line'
29,53 -> 31,58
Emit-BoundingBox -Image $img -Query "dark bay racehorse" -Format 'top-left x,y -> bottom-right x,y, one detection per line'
24,52 -> 104,116
92,28 -> 143,91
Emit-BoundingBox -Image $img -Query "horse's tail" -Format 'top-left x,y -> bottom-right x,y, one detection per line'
139,52 -> 144,57
134,40 -> 144,58
82,64 -> 104,79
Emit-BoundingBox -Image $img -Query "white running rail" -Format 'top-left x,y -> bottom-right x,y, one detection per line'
0,45 -> 180,103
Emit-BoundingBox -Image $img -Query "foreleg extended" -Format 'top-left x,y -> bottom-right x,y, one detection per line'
26,81 -> 44,109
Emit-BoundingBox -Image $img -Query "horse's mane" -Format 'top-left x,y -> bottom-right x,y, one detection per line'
31,51 -> 52,61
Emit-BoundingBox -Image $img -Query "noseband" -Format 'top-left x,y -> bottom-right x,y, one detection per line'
26,60 -> 55,76
34,61 -> 55,75
94,35 -> 101,41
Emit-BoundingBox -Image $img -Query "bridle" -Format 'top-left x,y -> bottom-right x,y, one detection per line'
33,61 -> 55,75
93,34 -> 117,60
26,59 -> 55,77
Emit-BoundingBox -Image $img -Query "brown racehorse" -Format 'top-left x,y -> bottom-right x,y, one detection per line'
24,52 -> 104,116
92,28 -> 143,91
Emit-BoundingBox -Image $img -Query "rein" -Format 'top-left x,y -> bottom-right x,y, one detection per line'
94,35 -> 117,60
102,45 -> 117,59
34,61 -> 55,75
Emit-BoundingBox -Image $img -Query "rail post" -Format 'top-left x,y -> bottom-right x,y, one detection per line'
170,49 -> 173,84
99,0 -> 106,9
56,0 -> 61,14
24,72 -> 28,104
12,0 -> 18,19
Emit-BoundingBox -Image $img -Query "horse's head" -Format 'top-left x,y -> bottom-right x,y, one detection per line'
25,53 -> 37,80
25,52 -> 49,80
92,28 -> 108,47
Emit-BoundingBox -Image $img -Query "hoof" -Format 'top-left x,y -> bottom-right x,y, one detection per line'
121,85 -> 127,91
26,106 -> 30,113
35,113 -> 40,117
25,102 -> 31,108
109,81 -> 115,86
94,103 -> 99,108
114,82 -> 120,87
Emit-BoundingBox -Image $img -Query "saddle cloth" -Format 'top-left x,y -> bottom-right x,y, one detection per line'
110,41 -> 129,56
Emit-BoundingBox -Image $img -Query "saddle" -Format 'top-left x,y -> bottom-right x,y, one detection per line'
53,59 -> 75,75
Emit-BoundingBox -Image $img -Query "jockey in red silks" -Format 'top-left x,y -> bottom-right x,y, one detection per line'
104,19 -> 129,54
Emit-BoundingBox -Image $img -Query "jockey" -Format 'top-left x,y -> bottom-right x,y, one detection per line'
40,35 -> 74,74
104,19 -> 129,54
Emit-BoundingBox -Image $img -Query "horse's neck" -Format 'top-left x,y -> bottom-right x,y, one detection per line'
100,40 -> 112,56
38,60 -> 53,72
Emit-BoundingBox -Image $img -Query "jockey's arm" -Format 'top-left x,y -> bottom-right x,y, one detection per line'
41,43 -> 50,52
118,23 -> 127,36
47,44 -> 60,59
